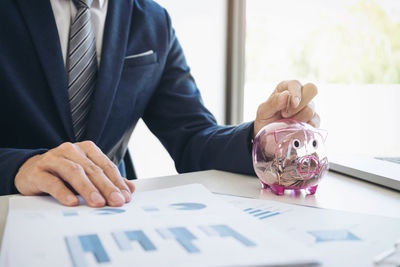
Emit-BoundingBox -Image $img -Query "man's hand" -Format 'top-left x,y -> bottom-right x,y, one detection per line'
15,141 -> 135,207
254,80 -> 320,138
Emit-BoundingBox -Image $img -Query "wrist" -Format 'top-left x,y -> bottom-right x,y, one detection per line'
15,154 -> 42,195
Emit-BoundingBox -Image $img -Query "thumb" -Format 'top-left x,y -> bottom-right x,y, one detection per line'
254,91 -> 289,138
257,90 -> 289,119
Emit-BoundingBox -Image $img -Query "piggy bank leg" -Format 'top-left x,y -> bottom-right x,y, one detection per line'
259,169 -> 277,190
305,185 -> 318,195
270,184 -> 285,196
260,180 -> 269,189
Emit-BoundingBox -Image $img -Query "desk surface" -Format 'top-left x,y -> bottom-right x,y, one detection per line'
1,170 -> 399,247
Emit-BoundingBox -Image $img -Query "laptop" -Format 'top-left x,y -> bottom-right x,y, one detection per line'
329,155 -> 400,191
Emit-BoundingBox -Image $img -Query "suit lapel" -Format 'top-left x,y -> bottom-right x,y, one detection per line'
86,0 -> 134,142
16,0 -> 75,141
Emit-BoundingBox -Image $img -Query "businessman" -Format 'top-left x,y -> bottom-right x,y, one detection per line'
0,0 -> 319,207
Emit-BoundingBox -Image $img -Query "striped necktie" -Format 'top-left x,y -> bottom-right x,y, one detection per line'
67,0 -> 97,141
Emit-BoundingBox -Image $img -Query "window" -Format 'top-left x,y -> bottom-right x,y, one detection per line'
244,0 -> 400,156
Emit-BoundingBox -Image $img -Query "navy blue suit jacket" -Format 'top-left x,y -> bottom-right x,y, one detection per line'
0,0 -> 255,195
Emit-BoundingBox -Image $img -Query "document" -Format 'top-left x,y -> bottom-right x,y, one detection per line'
0,184 -> 318,267
219,194 -> 400,267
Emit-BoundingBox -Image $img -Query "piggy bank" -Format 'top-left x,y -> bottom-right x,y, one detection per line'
252,119 -> 328,195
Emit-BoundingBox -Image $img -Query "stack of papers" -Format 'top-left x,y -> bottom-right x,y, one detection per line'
219,194 -> 400,267
0,184 -> 318,267
3,183 -> 398,266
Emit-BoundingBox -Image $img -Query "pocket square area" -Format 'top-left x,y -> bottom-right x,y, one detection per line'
123,51 -> 158,67
125,50 -> 154,59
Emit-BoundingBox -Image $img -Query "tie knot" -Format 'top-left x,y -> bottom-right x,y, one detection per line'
73,0 -> 93,9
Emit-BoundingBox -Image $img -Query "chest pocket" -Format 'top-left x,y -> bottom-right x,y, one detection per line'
115,51 -> 160,118
123,51 -> 158,68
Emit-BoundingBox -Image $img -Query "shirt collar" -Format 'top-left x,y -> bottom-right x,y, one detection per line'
98,0 -> 105,8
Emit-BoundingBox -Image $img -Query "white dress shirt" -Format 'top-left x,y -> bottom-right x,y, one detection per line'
49,0 -> 108,66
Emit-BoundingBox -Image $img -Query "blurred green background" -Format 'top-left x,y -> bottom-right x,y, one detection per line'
245,0 -> 400,84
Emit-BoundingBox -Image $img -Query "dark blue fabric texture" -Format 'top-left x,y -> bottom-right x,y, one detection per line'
0,0 -> 255,195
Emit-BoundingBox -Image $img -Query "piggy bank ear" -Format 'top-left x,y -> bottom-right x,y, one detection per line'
314,129 -> 328,143
273,127 -> 298,144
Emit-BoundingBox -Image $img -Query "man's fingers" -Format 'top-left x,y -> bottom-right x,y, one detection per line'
124,178 -> 135,194
287,81 -> 302,108
15,141 -> 134,208
41,155 -> 106,207
275,80 -> 302,106
78,141 -> 131,203
283,82 -> 318,117
275,80 -> 290,92
257,90 -> 288,119
67,155 -> 126,207
291,103 -> 315,123
84,166 -> 127,207
55,142 -> 127,206
35,171 -> 79,206
254,90 -> 289,137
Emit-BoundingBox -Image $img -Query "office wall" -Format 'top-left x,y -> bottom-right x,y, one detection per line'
128,0 -> 228,178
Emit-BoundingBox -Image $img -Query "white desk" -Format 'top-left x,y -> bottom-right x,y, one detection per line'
1,170 -> 399,248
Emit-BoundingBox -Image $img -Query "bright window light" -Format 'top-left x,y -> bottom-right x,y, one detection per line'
244,0 -> 400,156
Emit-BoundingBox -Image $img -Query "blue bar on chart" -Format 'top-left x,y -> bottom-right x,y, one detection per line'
142,206 -> 160,212
63,211 -> 79,217
243,207 -> 281,220
112,230 -> 157,251
169,202 -> 207,211
157,227 -> 200,253
308,229 -> 361,243
200,224 -> 256,247
248,209 -> 262,214
92,208 -> 126,216
253,211 -> 271,217
65,234 -> 110,267
259,212 -> 280,219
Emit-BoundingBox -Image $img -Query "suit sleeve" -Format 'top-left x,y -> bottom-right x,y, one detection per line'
0,148 -> 48,195
142,10 -> 256,176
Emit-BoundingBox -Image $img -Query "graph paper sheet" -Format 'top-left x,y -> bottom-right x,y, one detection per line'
219,194 -> 400,267
0,184 -> 317,267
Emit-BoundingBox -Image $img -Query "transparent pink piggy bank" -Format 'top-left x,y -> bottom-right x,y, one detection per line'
252,119 -> 328,195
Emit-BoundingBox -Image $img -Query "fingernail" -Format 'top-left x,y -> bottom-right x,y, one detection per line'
66,195 -> 78,206
121,190 -> 131,202
294,96 -> 300,107
90,191 -> 105,205
110,191 -> 125,205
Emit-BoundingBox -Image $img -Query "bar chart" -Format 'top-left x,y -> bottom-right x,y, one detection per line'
199,224 -> 256,247
112,230 -> 157,251
158,227 -> 200,253
242,207 -> 289,220
65,234 -> 110,267
2,184 -> 320,267
65,224 -> 257,266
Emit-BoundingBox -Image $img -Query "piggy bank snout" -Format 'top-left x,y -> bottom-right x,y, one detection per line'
298,156 -> 320,176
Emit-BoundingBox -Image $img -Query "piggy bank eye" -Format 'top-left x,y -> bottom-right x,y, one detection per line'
292,139 -> 300,149
312,139 -> 318,149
